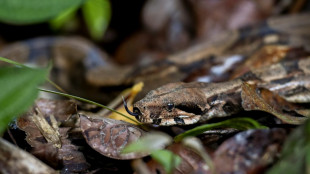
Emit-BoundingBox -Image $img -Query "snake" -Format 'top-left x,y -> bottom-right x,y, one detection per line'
1,13 -> 310,117
126,58 -> 310,126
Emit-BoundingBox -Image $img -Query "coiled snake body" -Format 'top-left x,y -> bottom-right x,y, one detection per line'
131,58 -> 310,125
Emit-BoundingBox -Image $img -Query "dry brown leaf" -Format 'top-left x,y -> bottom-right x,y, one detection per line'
232,46 -> 310,78
189,0 -> 274,41
213,128 -> 287,174
241,82 -> 307,124
80,115 -> 148,160
0,138 -> 57,174
17,99 -> 89,173
231,45 -> 290,78
17,99 -> 77,147
31,108 -> 61,148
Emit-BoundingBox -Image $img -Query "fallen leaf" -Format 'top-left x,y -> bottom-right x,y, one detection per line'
0,138 -> 57,174
231,45 -> 290,78
189,0 -> 274,40
267,119 -> 310,174
214,128 -> 287,174
17,99 -> 89,173
80,115 -> 147,159
241,82 -> 307,124
17,99 -> 77,147
182,137 -> 213,172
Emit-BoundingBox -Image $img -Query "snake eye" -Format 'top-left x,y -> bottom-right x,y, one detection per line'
167,103 -> 174,112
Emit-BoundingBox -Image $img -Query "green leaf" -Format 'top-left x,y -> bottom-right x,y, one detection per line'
82,0 -> 111,40
49,7 -> 78,30
267,118 -> 310,174
0,0 -> 84,24
0,66 -> 48,134
174,117 -> 267,142
151,150 -> 181,174
122,132 -> 172,154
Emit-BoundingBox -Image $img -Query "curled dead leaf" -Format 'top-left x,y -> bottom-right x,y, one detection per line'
17,98 -> 77,147
17,98 -> 89,172
80,115 -> 148,160
241,82 -> 307,124
213,128 -> 287,174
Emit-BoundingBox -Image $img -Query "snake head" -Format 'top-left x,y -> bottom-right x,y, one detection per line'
131,82 -> 208,126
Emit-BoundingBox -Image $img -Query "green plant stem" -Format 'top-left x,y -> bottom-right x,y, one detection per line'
0,57 -> 29,68
38,88 -> 141,125
0,56 -> 143,127
174,117 -> 267,142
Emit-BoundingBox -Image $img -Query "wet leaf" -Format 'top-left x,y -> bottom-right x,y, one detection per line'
214,128 -> 287,174
122,131 -> 172,154
80,115 -> 148,159
150,149 -> 182,174
0,66 -> 48,134
267,119 -> 310,174
82,0 -> 111,40
241,82 -> 307,124
0,0 -> 84,24
174,117 -> 266,142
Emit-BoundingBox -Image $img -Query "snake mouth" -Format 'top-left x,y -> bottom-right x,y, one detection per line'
123,97 -> 141,119
132,107 -> 142,121
159,115 -> 201,126
138,115 -> 201,126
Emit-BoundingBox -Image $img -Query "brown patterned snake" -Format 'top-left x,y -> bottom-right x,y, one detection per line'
125,58 -> 310,126
0,13 -> 309,125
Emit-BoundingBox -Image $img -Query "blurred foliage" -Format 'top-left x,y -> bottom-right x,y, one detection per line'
82,0 -> 111,40
49,6 -> 79,30
151,150 -> 182,174
0,57 -> 48,135
267,118 -> 310,174
0,0 -> 111,41
0,0 -> 84,24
